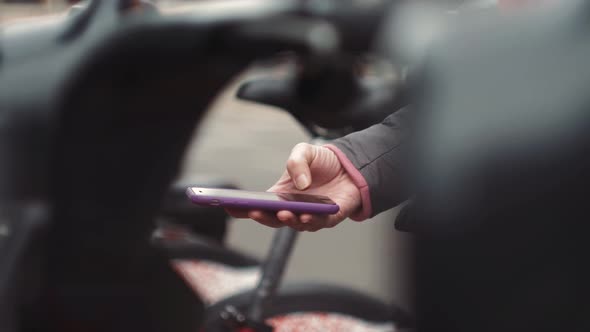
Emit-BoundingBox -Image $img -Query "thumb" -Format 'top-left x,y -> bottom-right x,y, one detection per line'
286,143 -> 315,190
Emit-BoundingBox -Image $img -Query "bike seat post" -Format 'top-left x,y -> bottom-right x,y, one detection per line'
247,227 -> 299,322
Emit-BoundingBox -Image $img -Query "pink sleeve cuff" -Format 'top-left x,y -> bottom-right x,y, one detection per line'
324,144 -> 372,221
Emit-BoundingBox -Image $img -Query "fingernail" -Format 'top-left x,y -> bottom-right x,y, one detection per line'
295,174 -> 309,190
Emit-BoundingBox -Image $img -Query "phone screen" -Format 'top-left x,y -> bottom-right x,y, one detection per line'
192,188 -> 336,204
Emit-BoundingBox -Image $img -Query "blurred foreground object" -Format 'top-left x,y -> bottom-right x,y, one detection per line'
408,0 -> 590,331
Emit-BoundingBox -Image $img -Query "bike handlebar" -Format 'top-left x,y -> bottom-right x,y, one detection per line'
237,60 -> 407,137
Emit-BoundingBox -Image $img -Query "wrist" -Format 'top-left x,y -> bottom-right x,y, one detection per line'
324,144 -> 372,221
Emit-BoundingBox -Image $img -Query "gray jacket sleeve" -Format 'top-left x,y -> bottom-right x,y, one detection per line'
331,107 -> 411,217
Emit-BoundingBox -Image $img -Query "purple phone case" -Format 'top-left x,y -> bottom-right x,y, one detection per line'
186,188 -> 340,215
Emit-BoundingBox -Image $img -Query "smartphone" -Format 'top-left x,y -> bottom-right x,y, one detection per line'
186,187 -> 340,215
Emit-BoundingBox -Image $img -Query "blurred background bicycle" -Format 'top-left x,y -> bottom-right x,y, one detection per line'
0,0 -> 412,314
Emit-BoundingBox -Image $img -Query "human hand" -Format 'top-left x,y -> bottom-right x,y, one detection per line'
227,143 -> 362,231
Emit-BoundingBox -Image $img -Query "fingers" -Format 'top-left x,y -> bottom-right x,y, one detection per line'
258,210 -> 325,232
275,210 -> 307,231
227,208 -> 285,228
248,210 -> 285,228
302,224 -> 325,232
286,143 -> 315,190
228,206 -> 337,232
299,214 -> 313,224
278,212 -> 334,232
249,210 -> 308,231
302,215 -> 330,232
